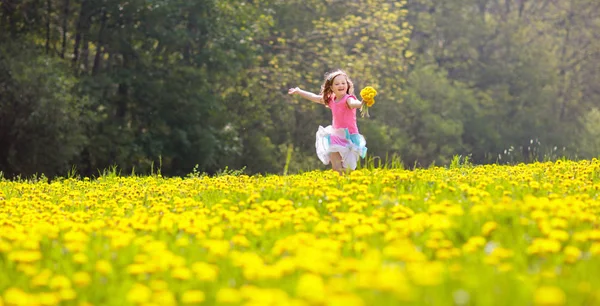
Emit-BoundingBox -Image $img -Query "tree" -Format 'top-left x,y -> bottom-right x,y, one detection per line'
0,42 -> 89,178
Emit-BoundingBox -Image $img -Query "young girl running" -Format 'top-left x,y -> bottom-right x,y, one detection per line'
288,69 -> 367,174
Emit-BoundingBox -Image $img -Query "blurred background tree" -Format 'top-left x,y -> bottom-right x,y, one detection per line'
1,0 -> 599,178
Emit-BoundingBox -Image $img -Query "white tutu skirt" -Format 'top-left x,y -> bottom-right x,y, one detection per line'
315,125 -> 367,170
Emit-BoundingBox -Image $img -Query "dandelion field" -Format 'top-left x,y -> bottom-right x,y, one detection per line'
1,160 -> 600,306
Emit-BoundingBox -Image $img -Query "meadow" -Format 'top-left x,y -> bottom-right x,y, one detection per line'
0,159 -> 599,306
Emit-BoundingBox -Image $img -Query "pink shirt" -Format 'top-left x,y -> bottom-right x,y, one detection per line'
329,94 -> 359,134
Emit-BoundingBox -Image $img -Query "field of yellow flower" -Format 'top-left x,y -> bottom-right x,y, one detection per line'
1,159 -> 600,305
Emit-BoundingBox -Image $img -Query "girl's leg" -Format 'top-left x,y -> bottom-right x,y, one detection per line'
330,152 -> 344,175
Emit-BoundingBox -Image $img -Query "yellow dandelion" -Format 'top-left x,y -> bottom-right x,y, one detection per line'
231,235 -> 251,247
407,261 -> 444,286
73,272 -> 91,287
296,273 -> 325,303
216,288 -> 242,304
58,288 -> 77,301
327,294 -> 365,306
152,291 -> 177,305
73,253 -> 88,264
181,290 -> 206,304
95,260 -> 113,275
359,86 -> 377,118
149,280 -> 170,292
31,269 -> 53,287
36,292 -> 59,306
481,221 -> 498,237
126,264 -> 147,275
49,275 -> 71,290
8,250 -> 42,263
3,288 -> 32,306
0,240 -> 12,253
564,246 -> 581,263
127,283 -> 152,304
534,286 -> 566,306
191,262 -> 219,281
209,227 -> 224,239
171,267 -> 193,280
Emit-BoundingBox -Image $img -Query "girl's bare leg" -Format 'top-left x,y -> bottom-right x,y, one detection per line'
330,152 -> 344,175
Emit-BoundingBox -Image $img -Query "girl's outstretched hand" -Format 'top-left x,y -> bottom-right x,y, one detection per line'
288,87 -> 300,95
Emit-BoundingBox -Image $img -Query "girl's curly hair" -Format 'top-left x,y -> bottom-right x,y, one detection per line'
319,69 -> 355,106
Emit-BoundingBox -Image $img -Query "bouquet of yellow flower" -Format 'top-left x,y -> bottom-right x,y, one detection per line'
359,86 -> 377,118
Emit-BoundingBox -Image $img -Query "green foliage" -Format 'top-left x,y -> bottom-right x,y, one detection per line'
215,166 -> 247,177
449,154 -> 473,169
405,0 -> 600,165
359,153 -> 404,170
577,108 -> 600,158
0,41 -> 89,178
395,63 -> 479,166
2,0 -> 600,178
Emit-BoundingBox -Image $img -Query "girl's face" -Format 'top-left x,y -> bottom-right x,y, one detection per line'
331,75 -> 348,96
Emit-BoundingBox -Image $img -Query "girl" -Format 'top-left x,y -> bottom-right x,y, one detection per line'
288,69 -> 367,174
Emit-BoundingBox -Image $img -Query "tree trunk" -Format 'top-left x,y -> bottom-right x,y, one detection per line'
116,51 -> 130,123
82,38 -> 90,71
518,0 -> 526,18
1,0 -> 9,31
92,8 -> 107,76
478,0 -> 489,21
61,0 -> 70,59
46,0 -> 51,54
184,13 -> 194,64
558,0 -> 574,121
73,0 -> 89,67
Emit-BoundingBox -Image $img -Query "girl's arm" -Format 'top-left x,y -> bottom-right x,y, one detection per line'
346,96 -> 362,109
288,87 -> 324,104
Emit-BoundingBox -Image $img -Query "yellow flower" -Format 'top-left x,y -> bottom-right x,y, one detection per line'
407,261 -> 444,286
0,240 -> 12,253
150,280 -> 170,292
216,288 -> 242,304
209,227 -> 224,239
590,243 -> 600,255
527,238 -> 562,255
126,264 -> 146,275
549,230 -> 569,242
63,230 -> 89,243
564,246 -> 581,263
172,267 -> 192,280
481,221 -> 498,236
3,288 -> 32,306
498,263 -> 512,272
181,290 -> 205,304
534,286 -> 566,306
49,275 -> 72,290
16,263 -> 37,276
231,235 -> 251,247
191,262 -> 219,281
152,291 -> 177,305
37,292 -> 59,306
73,253 -> 88,264
31,269 -> 53,287
127,283 -> 152,304
95,260 -> 113,275
58,288 -> 77,301
360,86 -> 377,107
8,250 -> 42,263
468,236 -> 486,247
326,294 -> 365,306
73,272 -> 91,287
296,273 -> 326,303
